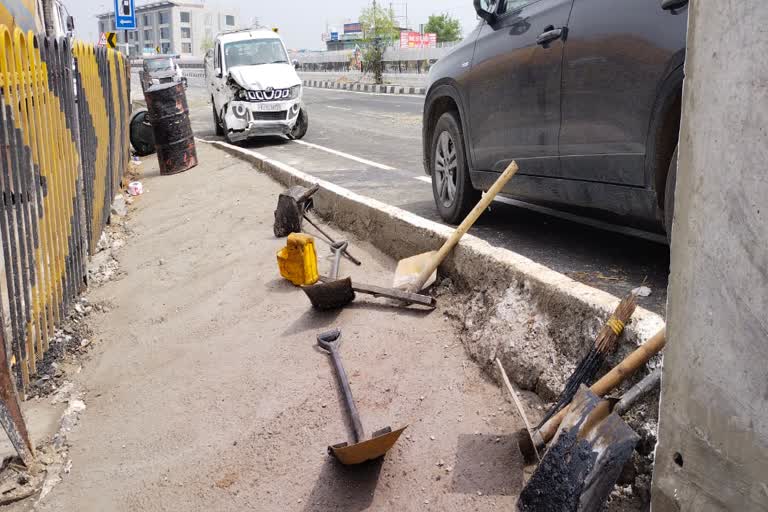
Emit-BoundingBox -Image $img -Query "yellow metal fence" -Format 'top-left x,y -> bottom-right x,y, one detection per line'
0,26 -> 128,406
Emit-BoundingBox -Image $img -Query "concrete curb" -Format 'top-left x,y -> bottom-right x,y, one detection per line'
302,79 -> 426,96
199,138 -> 665,397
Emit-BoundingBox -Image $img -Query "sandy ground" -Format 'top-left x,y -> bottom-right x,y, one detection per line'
20,142 -> 528,511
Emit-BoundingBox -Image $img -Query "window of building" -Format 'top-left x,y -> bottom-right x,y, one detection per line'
143,14 -> 151,25
143,29 -> 152,41
180,12 -> 191,23
181,27 -> 191,39
225,15 -> 235,26
160,27 -> 170,40
159,11 -> 169,24
161,42 -> 171,54
182,42 -> 192,54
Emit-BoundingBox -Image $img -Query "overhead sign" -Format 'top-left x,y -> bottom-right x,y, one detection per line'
399,32 -> 437,49
98,32 -> 118,49
114,0 -> 136,30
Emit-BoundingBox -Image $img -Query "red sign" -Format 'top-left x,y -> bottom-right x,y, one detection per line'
399,32 -> 437,49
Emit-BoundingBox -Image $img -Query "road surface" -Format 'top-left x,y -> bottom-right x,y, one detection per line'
186,85 -> 670,314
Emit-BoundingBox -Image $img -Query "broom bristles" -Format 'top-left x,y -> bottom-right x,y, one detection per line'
534,293 -> 638,429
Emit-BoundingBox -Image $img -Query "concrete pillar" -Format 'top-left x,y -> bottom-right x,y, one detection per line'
652,1 -> 768,510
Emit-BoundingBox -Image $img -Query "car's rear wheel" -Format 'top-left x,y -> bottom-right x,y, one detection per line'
212,99 -> 224,136
664,146 -> 678,242
430,111 -> 479,224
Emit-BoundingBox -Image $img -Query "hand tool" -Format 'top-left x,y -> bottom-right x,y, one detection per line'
517,327 -> 666,459
536,293 -> 637,428
302,213 -> 361,266
393,160 -> 518,292
317,329 -> 406,465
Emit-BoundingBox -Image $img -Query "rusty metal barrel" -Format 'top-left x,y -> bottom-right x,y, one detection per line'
144,81 -> 198,175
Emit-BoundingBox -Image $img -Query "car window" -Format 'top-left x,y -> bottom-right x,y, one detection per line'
223,39 -> 288,68
497,0 -> 538,15
214,43 -> 221,69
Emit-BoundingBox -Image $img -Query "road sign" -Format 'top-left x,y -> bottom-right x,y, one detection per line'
98,32 -> 117,49
330,31 -> 339,41
114,0 -> 136,30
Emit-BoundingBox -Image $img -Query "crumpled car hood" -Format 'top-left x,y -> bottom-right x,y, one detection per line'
228,64 -> 300,90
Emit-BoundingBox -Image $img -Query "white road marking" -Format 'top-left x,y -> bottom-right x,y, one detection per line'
305,86 -> 424,100
291,140 -> 396,170
325,105 -> 352,111
411,176 -> 666,243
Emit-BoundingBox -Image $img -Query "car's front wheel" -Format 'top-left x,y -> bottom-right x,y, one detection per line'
288,107 -> 309,140
430,111 -> 479,224
212,99 -> 224,136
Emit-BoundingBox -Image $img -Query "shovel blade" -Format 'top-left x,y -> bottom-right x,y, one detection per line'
302,278 -> 356,310
329,426 -> 408,465
393,251 -> 438,291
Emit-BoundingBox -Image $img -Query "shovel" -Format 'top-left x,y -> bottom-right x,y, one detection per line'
394,160 -> 519,292
317,329 -> 407,465
302,243 -> 435,310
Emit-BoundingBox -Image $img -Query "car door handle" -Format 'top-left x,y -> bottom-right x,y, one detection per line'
536,27 -> 565,46
661,0 -> 688,10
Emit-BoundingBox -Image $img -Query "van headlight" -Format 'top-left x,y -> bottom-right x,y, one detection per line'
290,85 -> 302,99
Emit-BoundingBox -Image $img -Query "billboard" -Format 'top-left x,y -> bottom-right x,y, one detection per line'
344,22 -> 362,34
399,32 -> 437,49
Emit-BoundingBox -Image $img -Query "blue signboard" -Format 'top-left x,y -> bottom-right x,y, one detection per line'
330,32 -> 339,41
114,0 -> 137,30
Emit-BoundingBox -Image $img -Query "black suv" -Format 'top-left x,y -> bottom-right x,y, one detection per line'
423,0 -> 688,236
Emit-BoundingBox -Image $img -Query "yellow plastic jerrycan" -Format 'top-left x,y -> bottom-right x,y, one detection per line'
277,233 -> 319,286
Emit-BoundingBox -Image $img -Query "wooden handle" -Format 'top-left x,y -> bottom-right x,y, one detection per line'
409,160 -> 519,292
537,327 -> 666,445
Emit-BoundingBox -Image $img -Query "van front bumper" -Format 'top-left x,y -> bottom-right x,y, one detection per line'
224,99 -> 301,141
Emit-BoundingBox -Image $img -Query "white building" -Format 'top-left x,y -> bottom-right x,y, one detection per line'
97,1 -> 241,58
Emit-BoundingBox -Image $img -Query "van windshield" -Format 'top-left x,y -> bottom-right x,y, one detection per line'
144,58 -> 174,72
224,39 -> 288,68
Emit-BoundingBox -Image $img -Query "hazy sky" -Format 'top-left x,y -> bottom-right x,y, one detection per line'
71,0 -> 479,50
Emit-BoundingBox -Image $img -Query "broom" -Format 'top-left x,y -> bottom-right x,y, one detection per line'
535,292 -> 637,429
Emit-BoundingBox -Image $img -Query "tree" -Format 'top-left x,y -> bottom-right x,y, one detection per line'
200,35 -> 214,55
359,4 -> 399,84
423,13 -> 462,43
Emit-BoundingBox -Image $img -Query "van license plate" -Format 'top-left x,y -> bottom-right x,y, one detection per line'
253,103 -> 286,112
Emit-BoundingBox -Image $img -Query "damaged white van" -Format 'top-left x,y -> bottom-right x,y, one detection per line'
206,28 -> 308,142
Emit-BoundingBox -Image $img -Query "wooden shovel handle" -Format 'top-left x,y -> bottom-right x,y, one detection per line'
536,327 -> 666,445
408,160 -> 519,292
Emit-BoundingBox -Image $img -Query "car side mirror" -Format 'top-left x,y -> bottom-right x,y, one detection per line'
292,59 -> 299,69
214,67 -> 222,78
66,15 -> 75,32
661,0 -> 688,10
473,0 -> 497,24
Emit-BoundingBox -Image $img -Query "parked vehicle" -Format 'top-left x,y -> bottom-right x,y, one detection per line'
205,28 -> 308,143
422,0 -> 689,237
141,55 -> 187,91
